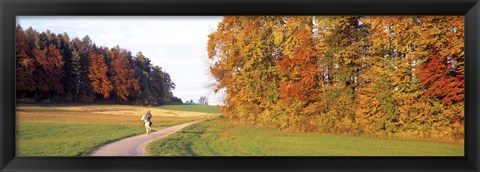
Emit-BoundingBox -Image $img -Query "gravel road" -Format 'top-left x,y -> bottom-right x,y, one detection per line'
89,120 -> 201,156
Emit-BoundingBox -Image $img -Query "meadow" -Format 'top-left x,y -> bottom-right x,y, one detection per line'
16,103 -> 464,156
155,105 -> 221,114
16,103 -> 217,156
146,119 -> 464,156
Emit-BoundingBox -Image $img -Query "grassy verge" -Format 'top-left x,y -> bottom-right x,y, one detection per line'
156,105 -> 221,114
146,119 -> 464,156
16,104 -> 215,156
16,123 -> 143,156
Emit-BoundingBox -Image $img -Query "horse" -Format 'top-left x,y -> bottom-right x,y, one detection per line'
141,115 -> 152,135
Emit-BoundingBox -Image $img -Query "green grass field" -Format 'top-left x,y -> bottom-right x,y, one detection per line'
17,103 -> 464,156
17,123 -> 143,156
146,119 -> 464,156
156,105 -> 221,114
16,104 -> 216,156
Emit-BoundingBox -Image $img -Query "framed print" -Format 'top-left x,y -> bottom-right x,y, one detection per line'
1,0 -> 479,171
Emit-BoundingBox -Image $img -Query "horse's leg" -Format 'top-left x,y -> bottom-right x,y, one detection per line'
145,125 -> 149,135
148,122 -> 151,134
146,125 -> 150,135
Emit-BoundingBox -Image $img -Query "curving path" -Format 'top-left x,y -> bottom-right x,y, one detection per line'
89,120 -> 201,156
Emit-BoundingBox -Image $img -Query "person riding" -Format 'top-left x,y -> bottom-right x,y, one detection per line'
145,110 -> 153,127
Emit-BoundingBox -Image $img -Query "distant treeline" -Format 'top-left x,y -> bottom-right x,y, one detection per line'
16,25 -> 182,105
207,16 -> 464,143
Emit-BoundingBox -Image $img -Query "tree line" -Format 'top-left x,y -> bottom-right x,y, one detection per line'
207,16 -> 464,143
16,25 -> 182,105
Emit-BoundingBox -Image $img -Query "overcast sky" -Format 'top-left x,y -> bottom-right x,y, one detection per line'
17,16 -> 225,105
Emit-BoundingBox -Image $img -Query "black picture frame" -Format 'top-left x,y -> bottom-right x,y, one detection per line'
1,0 -> 479,171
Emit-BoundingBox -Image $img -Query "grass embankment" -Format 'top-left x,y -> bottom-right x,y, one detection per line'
16,104 -> 217,156
146,119 -> 464,156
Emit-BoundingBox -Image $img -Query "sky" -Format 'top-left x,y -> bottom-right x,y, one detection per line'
17,16 -> 225,105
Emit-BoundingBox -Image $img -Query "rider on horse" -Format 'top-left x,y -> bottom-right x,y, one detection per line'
144,110 -> 153,127
141,110 -> 154,135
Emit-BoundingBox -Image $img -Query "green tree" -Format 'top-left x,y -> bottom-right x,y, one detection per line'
16,25 -> 36,99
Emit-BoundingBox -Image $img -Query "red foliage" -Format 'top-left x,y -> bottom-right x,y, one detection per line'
87,48 -> 113,99
416,52 -> 464,105
110,49 -> 140,101
34,44 -> 65,94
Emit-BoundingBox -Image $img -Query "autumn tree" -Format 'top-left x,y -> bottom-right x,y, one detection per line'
314,16 -> 370,133
208,16 -> 282,125
207,16 -> 464,143
33,43 -> 65,101
357,16 -> 418,134
274,16 -> 323,131
109,46 -> 140,102
414,16 -> 464,139
16,27 -> 179,105
87,46 -> 113,100
415,16 -> 464,105
359,16 -> 464,139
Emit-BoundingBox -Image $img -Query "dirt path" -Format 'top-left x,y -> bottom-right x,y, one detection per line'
89,120 -> 202,156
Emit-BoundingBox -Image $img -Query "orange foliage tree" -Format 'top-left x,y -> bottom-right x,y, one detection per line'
275,16 -> 322,131
16,26 -> 178,105
208,16 -> 464,143
87,46 -> 113,99
110,47 -> 140,102
33,44 -> 64,100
